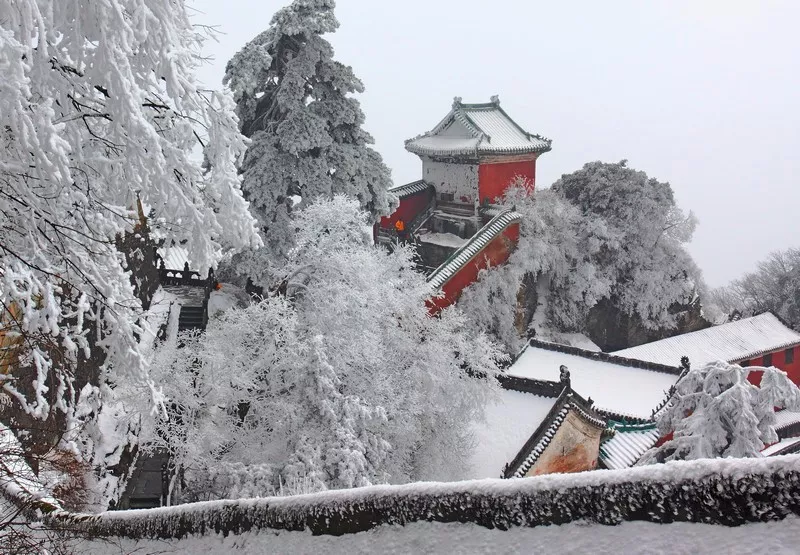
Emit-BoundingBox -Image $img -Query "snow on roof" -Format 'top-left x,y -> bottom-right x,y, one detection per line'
158,245 -> 190,271
600,422 -> 660,470
761,437 -> 800,457
417,232 -> 467,249
467,388 -> 557,479
774,409 -> 800,431
405,97 -> 552,158
388,179 -> 432,199
427,209 -> 521,290
508,343 -> 679,420
611,313 -> 800,367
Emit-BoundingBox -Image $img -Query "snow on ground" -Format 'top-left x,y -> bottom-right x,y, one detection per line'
418,232 -> 467,249
78,517 -> 800,554
467,389 -> 557,478
509,346 -> 678,419
207,283 -> 249,318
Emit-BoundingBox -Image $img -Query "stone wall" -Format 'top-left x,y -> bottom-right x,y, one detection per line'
422,158 -> 478,202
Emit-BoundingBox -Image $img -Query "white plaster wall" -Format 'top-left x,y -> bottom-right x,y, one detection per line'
423,158 -> 478,201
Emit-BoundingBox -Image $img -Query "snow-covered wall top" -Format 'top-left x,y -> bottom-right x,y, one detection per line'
34,455 -> 800,540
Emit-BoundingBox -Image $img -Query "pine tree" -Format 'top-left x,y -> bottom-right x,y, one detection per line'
224,0 -> 395,278
642,360 -> 800,462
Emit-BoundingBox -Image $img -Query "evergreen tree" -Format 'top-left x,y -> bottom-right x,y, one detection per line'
642,360 -> 800,462
224,0 -> 395,279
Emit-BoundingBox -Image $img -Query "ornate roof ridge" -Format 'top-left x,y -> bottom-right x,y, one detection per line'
503,385 -> 607,478
405,96 -> 552,157
515,339 -> 684,376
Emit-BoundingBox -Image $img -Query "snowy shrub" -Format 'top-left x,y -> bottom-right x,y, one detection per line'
148,197 -> 502,497
642,360 -> 800,463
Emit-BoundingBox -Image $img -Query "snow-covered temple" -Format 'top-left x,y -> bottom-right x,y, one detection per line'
377,96 -> 551,310
466,334 -> 800,479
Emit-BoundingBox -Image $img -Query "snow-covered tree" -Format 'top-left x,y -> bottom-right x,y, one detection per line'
551,160 -> 701,328
0,0 -> 259,494
459,161 -> 703,353
642,360 -> 800,463
224,0 -> 395,278
710,248 -> 800,329
149,197 -> 501,496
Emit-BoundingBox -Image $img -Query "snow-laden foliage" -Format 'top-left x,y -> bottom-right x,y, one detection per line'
224,0 -> 396,278
459,161 -> 702,352
149,197 -> 501,496
552,161 -> 701,327
642,360 -> 800,462
710,248 -> 800,329
0,0 -> 259,493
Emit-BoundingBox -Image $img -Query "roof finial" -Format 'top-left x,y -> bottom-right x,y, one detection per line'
452,96 -> 462,109
490,94 -> 500,105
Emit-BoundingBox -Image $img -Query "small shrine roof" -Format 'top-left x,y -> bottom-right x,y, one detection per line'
466,387 -> 558,479
405,96 -> 552,158
388,179 -> 433,199
612,313 -> 800,367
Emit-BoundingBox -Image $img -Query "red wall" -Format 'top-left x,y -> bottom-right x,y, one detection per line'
743,346 -> 800,386
427,222 -> 520,313
478,160 -> 536,204
379,189 -> 433,229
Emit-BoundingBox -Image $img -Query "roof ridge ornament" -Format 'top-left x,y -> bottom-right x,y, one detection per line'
490,94 -> 500,105
452,96 -> 462,109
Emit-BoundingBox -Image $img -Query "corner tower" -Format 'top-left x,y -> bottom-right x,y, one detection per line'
405,96 -> 551,207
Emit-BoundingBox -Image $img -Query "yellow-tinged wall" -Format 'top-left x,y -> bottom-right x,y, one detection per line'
0,302 -> 23,375
526,410 -> 603,477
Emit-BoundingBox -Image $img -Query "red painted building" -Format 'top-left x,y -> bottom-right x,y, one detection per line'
377,96 -> 551,308
612,313 -> 800,387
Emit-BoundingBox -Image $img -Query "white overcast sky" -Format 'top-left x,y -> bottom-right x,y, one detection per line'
189,0 -> 800,287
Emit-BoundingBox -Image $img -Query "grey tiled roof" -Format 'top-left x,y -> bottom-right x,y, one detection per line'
427,209 -> 521,290
388,179 -> 433,199
612,313 -> 800,367
600,422 -> 660,470
406,97 -> 552,158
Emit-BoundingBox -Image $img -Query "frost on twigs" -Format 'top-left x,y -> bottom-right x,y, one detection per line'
148,197 -> 502,497
0,0 -> 258,496
459,161 -> 702,353
642,360 -> 800,463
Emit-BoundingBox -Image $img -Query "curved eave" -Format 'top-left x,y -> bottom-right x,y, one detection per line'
728,338 -> 800,364
405,140 -> 552,158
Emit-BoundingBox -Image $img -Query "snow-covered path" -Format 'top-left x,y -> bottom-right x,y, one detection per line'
81,517 -> 800,554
